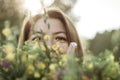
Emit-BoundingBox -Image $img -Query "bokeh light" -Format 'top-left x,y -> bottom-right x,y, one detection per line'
24,0 -> 41,16
23,0 -> 54,16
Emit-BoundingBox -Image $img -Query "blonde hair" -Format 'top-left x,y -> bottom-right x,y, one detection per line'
18,7 -> 83,61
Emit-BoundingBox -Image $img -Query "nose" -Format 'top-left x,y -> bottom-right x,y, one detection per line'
46,37 -> 53,47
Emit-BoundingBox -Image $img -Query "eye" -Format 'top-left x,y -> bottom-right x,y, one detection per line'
55,36 -> 67,43
32,36 -> 42,41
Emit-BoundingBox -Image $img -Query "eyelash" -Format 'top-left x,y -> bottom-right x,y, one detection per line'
32,36 -> 42,41
56,36 -> 67,42
31,36 -> 67,43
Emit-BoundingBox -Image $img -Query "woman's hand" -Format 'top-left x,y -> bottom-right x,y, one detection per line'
67,42 -> 77,54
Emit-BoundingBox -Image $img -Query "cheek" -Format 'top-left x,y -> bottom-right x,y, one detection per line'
59,43 -> 69,53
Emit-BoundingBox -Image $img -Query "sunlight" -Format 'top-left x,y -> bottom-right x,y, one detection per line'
43,0 -> 54,7
24,0 -> 54,16
24,0 -> 41,16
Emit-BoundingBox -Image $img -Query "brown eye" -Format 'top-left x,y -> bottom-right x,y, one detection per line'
56,36 -> 67,43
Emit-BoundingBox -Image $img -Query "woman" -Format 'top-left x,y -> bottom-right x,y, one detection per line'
18,7 -> 83,62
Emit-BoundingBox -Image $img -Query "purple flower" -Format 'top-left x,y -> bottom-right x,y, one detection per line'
54,71 -> 62,79
1,61 -> 10,68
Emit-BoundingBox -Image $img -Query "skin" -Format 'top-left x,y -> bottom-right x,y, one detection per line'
29,18 -> 69,53
18,8 -> 83,62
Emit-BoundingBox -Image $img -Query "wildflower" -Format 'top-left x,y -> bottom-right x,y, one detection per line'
3,68 -> 9,72
1,61 -> 10,68
108,54 -> 114,61
85,62 -> 94,70
41,77 -> 47,80
58,61 -> 62,66
32,41 -> 39,49
5,53 -> 15,62
59,61 -> 65,68
49,63 -> 57,71
35,62 -> 46,69
88,63 -> 93,70
2,27 -> 11,37
50,52 -> 57,58
61,54 -> 67,62
26,64 -> 35,75
40,45 -> 46,51
21,54 -> 27,62
52,44 -> 59,51
58,48 -> 64,54
34,71 -> 41,78
3,43 -> 15,54
28,54 -> 37,60
43,35 -> 50,41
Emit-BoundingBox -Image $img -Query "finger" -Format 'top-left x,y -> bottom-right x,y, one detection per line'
67,42 -> 77,54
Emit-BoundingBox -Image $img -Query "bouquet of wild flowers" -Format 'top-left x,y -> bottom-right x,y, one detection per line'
0,33 -> 71,80
1,34 -> 120,80
0,13 -> 80,80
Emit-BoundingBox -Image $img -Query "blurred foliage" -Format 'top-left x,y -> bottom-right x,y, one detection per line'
88,28 -> 120,62
0,20 -> 20,47
82,50 -> 120,80
0,0 -> 24,30
0,0 -> 24,20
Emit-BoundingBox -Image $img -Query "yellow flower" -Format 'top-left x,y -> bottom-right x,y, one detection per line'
43,35 -> 50,41
32,41 -> 39,49
50,52 -> 57,58
3,68 -> 9,72
6,53 -> 15,61
59,61 -> 65,68
26,64 -> 35,75
21,54 -> 27,62
34,71 -> 41,78
52,44 -> 59,51
3,43 -> 15,54
40,45 -> 46,51
59,48 -> 64,54
108,54 -> 114,61
61,54 -> 67,62
87,62 -> 94,70
2,27 -> 11,37
35,62 -> 46,69
28,54 -> 37,60
49,63 -> 57,71
41,77 -> 47,80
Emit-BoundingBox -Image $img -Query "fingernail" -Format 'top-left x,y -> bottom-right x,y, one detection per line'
70,42 -> 77,48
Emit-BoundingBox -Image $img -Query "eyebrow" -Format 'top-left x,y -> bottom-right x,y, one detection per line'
32,31 -> 44,35
32,31 -> 66,35
53,31 -> 66,35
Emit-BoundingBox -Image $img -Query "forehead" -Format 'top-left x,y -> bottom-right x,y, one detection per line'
33,18 -> 66,33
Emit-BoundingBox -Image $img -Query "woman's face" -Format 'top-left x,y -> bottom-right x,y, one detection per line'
29,18 -> 69,53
